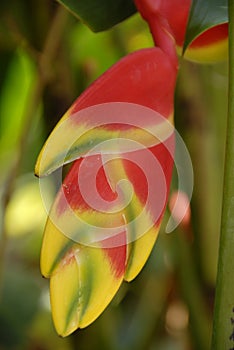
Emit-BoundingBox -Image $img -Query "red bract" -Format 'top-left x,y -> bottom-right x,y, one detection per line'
135,0 -> 228,63
36,0 -> 227,337
36,45 -> 177,336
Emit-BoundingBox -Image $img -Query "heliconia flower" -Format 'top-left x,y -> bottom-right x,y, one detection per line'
36,47 -> 178,336
134,0 -> 228,63
36,0 -> 227,337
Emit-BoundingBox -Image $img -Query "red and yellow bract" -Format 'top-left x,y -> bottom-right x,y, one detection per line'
36,47 -> 177,336
36,0 -> 228,337
135,0 -> 228,63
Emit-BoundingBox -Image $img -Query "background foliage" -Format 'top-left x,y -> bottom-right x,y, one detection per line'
0,1 -> 228,349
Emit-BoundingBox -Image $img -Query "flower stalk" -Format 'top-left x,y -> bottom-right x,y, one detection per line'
211,1 -> 234,348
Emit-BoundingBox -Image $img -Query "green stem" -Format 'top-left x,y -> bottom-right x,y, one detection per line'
211,2 -> 234,349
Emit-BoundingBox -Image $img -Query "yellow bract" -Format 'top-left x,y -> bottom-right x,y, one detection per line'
125,225 -> 159,281
42,217 -> 125,336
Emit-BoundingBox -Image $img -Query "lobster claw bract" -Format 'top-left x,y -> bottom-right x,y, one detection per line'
36,47 -> 177,336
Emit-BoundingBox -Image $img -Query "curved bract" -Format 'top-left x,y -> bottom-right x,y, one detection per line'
183,23 -> 228,63
36,47 -> 177,336
35,48 -> 176,177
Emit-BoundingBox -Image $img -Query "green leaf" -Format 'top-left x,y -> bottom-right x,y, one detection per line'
56,0 -> 137,32
183,0 -> 228,53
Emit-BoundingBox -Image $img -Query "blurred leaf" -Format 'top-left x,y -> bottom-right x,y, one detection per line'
5,174 -> 47,237
183,0 -> 228,52
0,50 -> 36,161
68,24 -> 120,82
0,267 -> 41,348
57,0 -> 136,32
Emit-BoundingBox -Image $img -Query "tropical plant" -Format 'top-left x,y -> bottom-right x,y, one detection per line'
0,0 -> 232,349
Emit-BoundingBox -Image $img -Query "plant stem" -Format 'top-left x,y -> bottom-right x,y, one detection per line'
211,2 -> 234,348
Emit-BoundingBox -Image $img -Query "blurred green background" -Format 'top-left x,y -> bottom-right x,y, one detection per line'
0,1 -> 228,349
